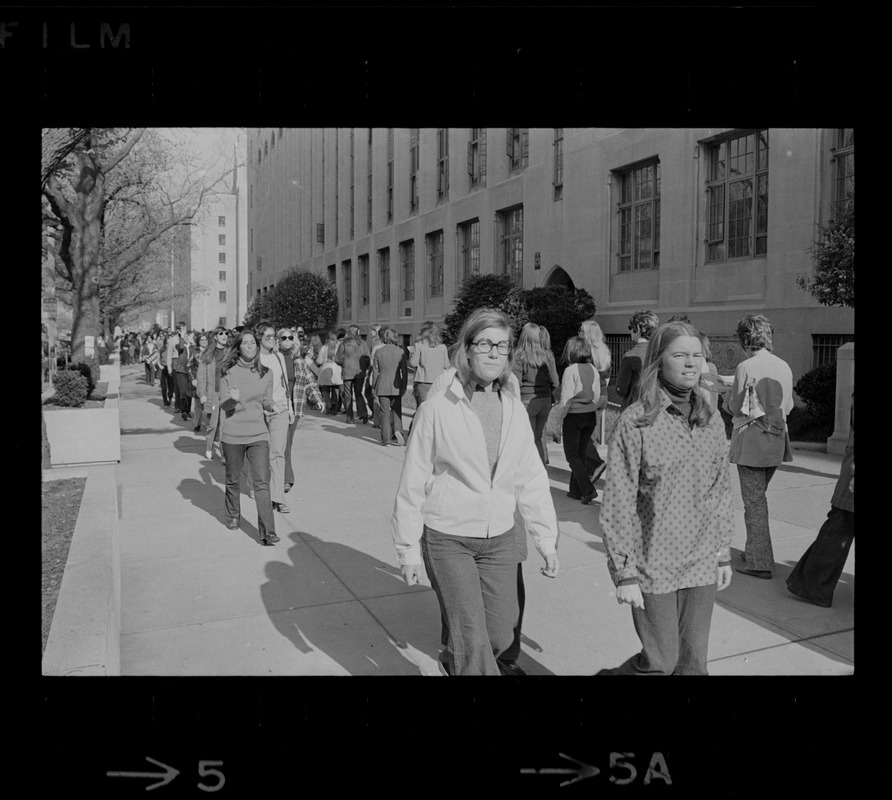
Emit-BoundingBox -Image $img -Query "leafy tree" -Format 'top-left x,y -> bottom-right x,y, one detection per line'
242,268 -> 339,335
796,193 -> 854,308
442,274 -> 514,346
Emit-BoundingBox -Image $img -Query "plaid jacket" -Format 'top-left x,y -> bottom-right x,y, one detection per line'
292,356 -> 322,418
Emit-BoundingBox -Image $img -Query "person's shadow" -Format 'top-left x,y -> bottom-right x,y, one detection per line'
260,530 -> 558,675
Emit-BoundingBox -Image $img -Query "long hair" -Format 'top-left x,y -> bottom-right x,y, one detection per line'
539,325 -> 552,351
419,321 -> 442,347
579,319 -> 611,372
514,322 -> 549,369
221,329 -> 267,377
201,326 -> 228,364
309,334 -> 323,360
451,308 -> 515,392
629,321 -> 712,428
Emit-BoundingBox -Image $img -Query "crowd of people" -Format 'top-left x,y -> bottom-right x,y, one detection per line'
114,307 -> 852,675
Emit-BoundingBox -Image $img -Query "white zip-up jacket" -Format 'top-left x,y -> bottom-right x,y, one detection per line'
392,370 -> 559,566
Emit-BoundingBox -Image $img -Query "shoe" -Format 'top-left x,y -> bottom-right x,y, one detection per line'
260,533 -> 279,546
359,418 -> 369,424
193,426 -> 201,433
580,490 -> 598,505
284,483 -> 292,494
567,492 -> 582,500
226,517 -> 239,530
393,431 -> 405,446
590,462 -> 607,483
735,567 -> 772,580
786,583 -> 832,608
273,502 -> 291,513
498,661 -> 527,677
205,448 -> 213,459
381,441 -> 391,446
181,412 -> 188,420
346,417 -> 354,424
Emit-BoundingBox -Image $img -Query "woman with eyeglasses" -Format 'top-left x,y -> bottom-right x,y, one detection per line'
197,326 -> 230,460
392,308 -> 560,675
218,329 -> 279,546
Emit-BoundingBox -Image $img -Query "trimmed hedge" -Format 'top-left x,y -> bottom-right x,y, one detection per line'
51,370 -> 89,407
67,359 -> 98,398
794,363 -> 836,428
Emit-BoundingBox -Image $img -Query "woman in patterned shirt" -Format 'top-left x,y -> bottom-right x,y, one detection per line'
597,321 -> 735,676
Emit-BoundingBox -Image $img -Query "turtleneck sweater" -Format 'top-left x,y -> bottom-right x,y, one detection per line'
659,377 -> 693,426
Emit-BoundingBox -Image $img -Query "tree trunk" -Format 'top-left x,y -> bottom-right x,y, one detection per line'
42,405 -> 52,470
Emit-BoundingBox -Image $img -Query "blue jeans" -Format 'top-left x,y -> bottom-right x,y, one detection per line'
604,585 -> 717,675
222,440 -> 275,540
422,527 -> 519,675
562,411 -> 598,497
525,395 -> 552,466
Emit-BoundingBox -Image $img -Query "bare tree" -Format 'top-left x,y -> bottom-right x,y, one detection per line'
43,128 -> 236,359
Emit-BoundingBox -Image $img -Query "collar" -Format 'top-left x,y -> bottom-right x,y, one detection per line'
657,388 -> 689,417
473,381 -> 500,394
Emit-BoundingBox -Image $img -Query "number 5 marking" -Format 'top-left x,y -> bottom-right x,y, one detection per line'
198,761 -> 225,792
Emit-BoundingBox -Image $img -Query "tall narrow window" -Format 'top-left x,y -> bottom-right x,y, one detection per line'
458,219 -> 480,282
317,223 -> 325,244
218,216 -> 226,226
218,270 -> 226,281
426,230 -> 444,297
378,247 -> 391,303
219,291 -> 227,303
553,128 -> 564,200
359,254 -> 370,306
832,128 -> 854,218
343,259 -> 352,312
617,160 -> 661,272
350,128 -> 355,240
437,128 -> 449,199
218,234 -> 226,246
507,128 -> 529,171
387,128 -> 394,222
468,128 -> 486,188
409,128 -> 419,213
367,128 -> 373,232
400,239 -> 415,302
497,206 -> 524,283
218,252 -> 226,264
705,130 -> 769,261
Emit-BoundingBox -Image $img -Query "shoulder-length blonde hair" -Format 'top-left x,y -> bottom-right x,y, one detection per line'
513,322 -> 549,368
579,319 -> 611,372
629,321 -> 712,428
419,321 -> 442,347
450,308 -> 516,393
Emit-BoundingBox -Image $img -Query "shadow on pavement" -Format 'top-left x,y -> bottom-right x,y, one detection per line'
775,463 -> 840,480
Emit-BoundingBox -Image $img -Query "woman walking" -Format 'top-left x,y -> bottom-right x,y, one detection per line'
409,321 -> 450,410
173,332 -> 194,422
579,319 -> 611,483
728,314 -> 794,580
197,326 -> 230,461
512,322 -> 560,466
190,332 -> 209,433
218,329 -> 279,545
392,308 -> 559,675
373,327 -> 408,446
554,337 -> 601,504
597,321 -> 734,675
316,334 -> 343,415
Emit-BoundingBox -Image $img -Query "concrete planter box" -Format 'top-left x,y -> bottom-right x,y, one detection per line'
45,357 -> 121,467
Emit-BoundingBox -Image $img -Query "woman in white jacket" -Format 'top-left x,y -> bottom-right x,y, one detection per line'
392,308 -> 560,676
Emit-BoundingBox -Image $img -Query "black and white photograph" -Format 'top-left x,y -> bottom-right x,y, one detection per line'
23,4 -> 862,795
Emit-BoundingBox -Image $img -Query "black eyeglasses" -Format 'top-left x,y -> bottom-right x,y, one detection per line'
470,339 -> 511,355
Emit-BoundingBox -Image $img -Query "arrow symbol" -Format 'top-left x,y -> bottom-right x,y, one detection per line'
107,756 -> 180,791
520,753 -> 601,787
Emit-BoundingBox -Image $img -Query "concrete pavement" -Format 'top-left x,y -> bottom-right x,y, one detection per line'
46,362 -> 854,676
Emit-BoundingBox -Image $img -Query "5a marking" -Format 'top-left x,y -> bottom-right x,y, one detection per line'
521,752 -> 671,787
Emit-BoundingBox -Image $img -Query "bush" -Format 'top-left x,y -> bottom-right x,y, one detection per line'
443,274 -> 515,346
794,363 -> 836,427
786,405 -> 833,442
51,370 -> 88,407
67,360 -> 97,397
243,269 -> 339,336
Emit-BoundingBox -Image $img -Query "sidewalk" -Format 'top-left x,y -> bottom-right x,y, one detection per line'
51,364 -> 855,675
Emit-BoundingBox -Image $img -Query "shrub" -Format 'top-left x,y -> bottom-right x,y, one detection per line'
243,269 -> 339,336
794,363 -> 836,427
67,360 -> 97,397
786,405 -> 833,442
443,274 -> 515,346
51,370 -> 88,407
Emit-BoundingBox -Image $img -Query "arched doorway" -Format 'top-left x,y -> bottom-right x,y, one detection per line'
543,265 -> 575,291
